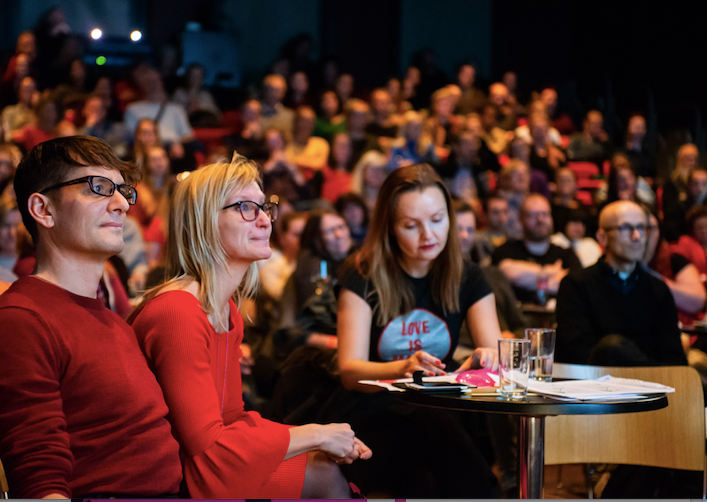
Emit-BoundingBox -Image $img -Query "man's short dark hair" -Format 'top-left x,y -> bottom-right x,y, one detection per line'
687,205 -> 707,236
15,136 -> 140,242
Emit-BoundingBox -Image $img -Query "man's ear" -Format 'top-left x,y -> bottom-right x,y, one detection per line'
27,193 -> 55,231
596,228 -> 606,248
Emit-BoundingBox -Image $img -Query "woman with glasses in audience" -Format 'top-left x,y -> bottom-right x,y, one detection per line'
129,155 -> 371,499
330,163 -> 502,498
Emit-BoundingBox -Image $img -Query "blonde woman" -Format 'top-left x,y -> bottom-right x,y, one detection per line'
129,155 -> 371,499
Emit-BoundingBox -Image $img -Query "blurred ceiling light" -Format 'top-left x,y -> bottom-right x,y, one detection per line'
90,28 -> 103,40
130,30 -> 142,42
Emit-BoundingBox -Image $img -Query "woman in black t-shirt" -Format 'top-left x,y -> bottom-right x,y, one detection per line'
338,163 -> 501,389
329,163 -> 502,498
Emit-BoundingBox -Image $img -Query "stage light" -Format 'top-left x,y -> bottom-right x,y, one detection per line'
91,28 -> 103,40
96,56 -> 106,66
130,30 -> 142,42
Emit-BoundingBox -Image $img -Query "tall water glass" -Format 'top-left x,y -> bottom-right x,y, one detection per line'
497,339 -> 531,400
526,328 -> 556,381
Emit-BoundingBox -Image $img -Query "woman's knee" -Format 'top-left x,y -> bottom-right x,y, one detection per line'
301,451 -> 349,498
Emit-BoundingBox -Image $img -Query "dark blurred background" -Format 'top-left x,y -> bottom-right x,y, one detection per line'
1,0 -> 703,150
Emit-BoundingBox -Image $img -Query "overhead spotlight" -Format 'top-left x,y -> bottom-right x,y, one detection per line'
130,30 -> 142,42
90,28 -> 103,40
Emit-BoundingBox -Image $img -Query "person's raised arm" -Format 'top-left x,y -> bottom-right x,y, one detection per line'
664,263 -> 707,314
456,293 -> 502,372
337,288 -> 445,392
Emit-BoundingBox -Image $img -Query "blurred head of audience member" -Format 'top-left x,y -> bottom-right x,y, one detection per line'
453,200 -> 476,256
626,114 -> 646,151
336,73 -> 354,105
688,168 -> 707,205
335,192 -> 369,245
540,88 -> 558,117
457,64 -> 476,90
329,132 -> 353,171
673,143 -> 700,185
344,99 -> 370,137
488,83 -> 509,108
134,118 -> 161,158
300,207 -> 352,264
520,194 -> 553,244
554,167 -> 578,204
262,74 -> 287,108
607,153 -> 637,203
292,105 -> 316,146
275,210 -> 307,262
351,150 -> 388,212
498,159 -> 530,197
485,195 -> 510,235
370,88 -> 392,125
318,90 -> 340,122
583,110 -> 605,141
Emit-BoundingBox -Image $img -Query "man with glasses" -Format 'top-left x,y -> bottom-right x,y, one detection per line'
0,136 -> 182,498
555,200 -> 687,366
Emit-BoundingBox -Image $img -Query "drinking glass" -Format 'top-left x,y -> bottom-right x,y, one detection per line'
497,339 -> 531,400
525,328 -> 556,382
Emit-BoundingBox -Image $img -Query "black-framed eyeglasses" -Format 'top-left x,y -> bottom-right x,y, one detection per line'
603,223 -> 650,237
40,176 -> 138,205
223,200 -> 278,222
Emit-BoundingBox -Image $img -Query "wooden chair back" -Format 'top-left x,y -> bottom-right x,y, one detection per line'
0,457 -> 8,498
544,363 -> 705,472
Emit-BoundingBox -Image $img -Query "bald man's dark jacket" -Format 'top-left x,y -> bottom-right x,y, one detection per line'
555,257 -> 687,366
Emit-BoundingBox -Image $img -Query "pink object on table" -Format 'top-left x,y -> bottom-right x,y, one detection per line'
455,369 -> 499,387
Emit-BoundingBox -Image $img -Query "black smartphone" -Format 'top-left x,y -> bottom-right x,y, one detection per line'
405,382 -> 467,392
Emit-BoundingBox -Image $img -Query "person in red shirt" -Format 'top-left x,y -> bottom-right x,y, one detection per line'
0,136 -> 182,499
128,155 -> 371,499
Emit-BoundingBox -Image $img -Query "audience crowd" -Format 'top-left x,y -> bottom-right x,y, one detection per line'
0,12 -> 706,499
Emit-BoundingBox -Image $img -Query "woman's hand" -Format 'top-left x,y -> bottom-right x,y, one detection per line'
329,437 -> 373,465
400,351 -> 447,377
456,347 -> 499,373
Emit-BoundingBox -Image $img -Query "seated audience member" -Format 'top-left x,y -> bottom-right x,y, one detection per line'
492,193 -> 582,304
284,71 -> 312,110
261,129 -> 314,204
454,63 -> 486,115
387,77 -> 412,114
620,113 -> 656,182
644,212 -> 706,326
663,144 -> 701,241
550,208 -> 603,268
128,157 -> 371,499
11,94 -> 59,151
333,163 -> 501,498
259,210 -> 308,302
0,32 -> 37,109
556,200 -> 687,366
350,150 -> 389,213
335,73 -> 355,110
671,206 -> 707,278
321,133 -> 354,203
131,117 -> 161,160
496,159 -> 532,239
501,71 -> 524,116
566,110 -> 613,166
291,208 -> 353,313
551,168 -> 582,228
526,110 -> 567,181
439,129 -> 497,201
365,88 -> 398,140
172,63 -> 222,127
2,76 -> 36,141
313,90 -> 346,143
119,214 -> 149,296
540,87 -> 575,136
224,99 -> 268,162
124,67 -> 195,159
260,74 -> 295,140
475,194 -> 510,266
344,98 -> 377,166
455,200 -> 528,339
335,192 -> 369,246
479,105 -> 510,155
488,82 -> 516,131
77,93 -> 128,158
0,200 -> 21,283
0,136 -> 182,498
0,143 -> 21,187
600,154 -> 656,217
424,86 -> 457,151
389,110 -> 438,170
285,105 -> 330,173
514,101 -> 562,147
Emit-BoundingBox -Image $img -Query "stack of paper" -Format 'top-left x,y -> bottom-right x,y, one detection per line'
528,375 -> 675,401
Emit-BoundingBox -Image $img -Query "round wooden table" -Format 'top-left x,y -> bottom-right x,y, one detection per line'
399,390 -> 668,499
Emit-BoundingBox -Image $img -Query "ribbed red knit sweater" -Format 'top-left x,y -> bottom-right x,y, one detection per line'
0,277 -> 182,499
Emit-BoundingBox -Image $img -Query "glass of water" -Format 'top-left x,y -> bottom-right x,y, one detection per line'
497,339 -> 531,400
525,328 -> 556,381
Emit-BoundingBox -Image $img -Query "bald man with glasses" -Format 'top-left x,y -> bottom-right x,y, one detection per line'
555,200 -> 687,366
0,136 -> 182,499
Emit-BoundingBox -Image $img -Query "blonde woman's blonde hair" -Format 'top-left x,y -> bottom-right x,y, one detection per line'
131,155 -> 263,330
